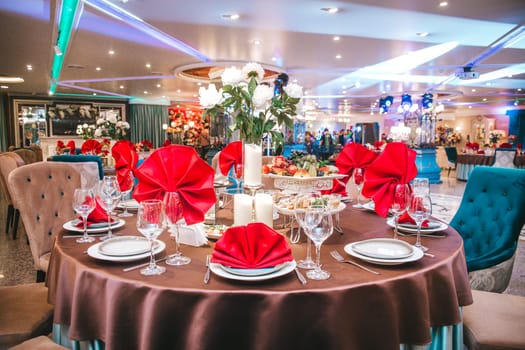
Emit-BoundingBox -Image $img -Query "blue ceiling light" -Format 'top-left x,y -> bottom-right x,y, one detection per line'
422,93 -> 433,108
83,0 -> 210,62
401,93 -> 412,111
379,95 -> 394,113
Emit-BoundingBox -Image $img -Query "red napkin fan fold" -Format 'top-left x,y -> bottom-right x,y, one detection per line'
81,139 -> 102,155
132,145 -> 215,225
112,140 -> 139,190
66,140 -> 76,154
397,211 -> 429,227
362,142 -> 418,217
211,223 -> 293,269
76,200 -> 113,227
219,141 -> 243,176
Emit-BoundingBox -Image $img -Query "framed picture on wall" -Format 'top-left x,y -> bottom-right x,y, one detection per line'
47,104 -> 97,136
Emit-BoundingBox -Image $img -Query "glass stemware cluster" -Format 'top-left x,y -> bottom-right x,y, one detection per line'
293,191 -> 334,280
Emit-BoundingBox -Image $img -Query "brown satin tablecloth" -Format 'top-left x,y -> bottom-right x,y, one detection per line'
456,154 -> 494,165
47,207 -> 472,350
514,153 -> 525,167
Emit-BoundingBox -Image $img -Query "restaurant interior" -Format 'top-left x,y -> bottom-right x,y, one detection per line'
1,1 -> 525,349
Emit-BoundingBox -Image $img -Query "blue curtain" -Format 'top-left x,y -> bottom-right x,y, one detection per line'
128,104 -> 167,147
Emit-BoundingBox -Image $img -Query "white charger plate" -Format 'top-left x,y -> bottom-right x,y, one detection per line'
220,262 -> 288,277
386,218 -> 448,233
98,236 -> 154,256
209,260 -> 296,281
344,242 -> 424,266
351,238 -> 415,259
87,239 -> 165,262
63,219 -> 126,233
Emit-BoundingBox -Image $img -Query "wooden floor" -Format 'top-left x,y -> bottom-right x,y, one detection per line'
0,169 -> 523,295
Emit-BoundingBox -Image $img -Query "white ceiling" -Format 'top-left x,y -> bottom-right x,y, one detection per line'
1,0 -> 524,116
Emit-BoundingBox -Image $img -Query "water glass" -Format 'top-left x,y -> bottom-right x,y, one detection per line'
294,192 -> 324,269
136,199 -> 166,276
352,168 -> 365,208
164,192 -> 191,266
408,193 -> 431,252
73,188 -> 96,243
391,184 -> 410,239
97,176 -> 121,241
304,211 -> 333,280
118,172 -> 135,218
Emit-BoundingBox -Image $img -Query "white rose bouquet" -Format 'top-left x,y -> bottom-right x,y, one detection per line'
76,123 -> 96,140
94,112 -> 130,140
198,62 -> 303,144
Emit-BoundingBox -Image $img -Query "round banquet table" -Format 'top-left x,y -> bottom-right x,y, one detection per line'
455,154 -> 494,180
47,206 -> 472,350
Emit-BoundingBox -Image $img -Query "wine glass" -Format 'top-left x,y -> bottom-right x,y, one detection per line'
294,192 -> 324,269
408,193 -> 431,252
352,168 -> 365,208
163,192 -> 191,266
391,184 -> 410,240
73,188 -> 96,243
96,176 -> 121,241
412,178 -> 429,196
136,199 -> 166,276
304,210 -> 333,280
118,172 -> 135,218
232,163 -> 243,193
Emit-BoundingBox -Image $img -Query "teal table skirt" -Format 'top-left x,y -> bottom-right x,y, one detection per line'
53,316 -> 463,350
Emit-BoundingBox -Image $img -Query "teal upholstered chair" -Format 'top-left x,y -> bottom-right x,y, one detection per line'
444,146 -> 458,177
449,166 -> 525,292
49,155 -> 104,180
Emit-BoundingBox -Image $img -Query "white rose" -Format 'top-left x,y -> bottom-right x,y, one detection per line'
107,114 -> 118,124
283,83 -> 303,98
76,128 -> 81,135
82,123 -> 88,128
252,84 -> 274,109
94,129 -> 102,138
122,121 -> 130,129
221,66 -> 243,86
199,84 -> 223,109
96,118 -> 105,125
242,62 -> 265,82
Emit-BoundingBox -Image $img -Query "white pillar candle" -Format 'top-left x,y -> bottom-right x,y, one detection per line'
255,193 -> 273,228
244,143 -> 262,187
233,194 -> 253,226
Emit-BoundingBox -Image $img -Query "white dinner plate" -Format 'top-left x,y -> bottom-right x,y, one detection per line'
220,262 -> 288,277
98,236 -> 155,256
386,218 -> 448,234
344,242 -> 424,266
209,260 -> 296,281
63,219 -> 126,233
117,199 -> 140,210
87,239 -> 165,262
351,238 -> 415,259
276,202 -> 346,216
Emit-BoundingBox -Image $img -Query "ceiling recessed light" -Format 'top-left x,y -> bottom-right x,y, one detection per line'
333,36 -> 340,41
468,105 -> 472,109
95,67 -> 101,71
197,82 -> 202,86
252,39 -> 261,45
0,77 -> 24,83
26,65 -> 33,71
483,98 -> 487,101
119,85 -> 124,89
1,85 -> 8,89
144,91 -> 148,94
156,84 -> 161,88
145,63 -> 151,68
293,79 -> 298,83
335,54 -> 342,59
416,32 -> 429,37
271,57 -> 277,62
162,95 -> 166,98
439,1 -> 448,7
222,13 -> 240,20
518,88 -> 522,92
321,7 -> 339,14
93,93 -> 97,96
471,88 -> 476,92
176,89 -> 181,93
108,50 -> 115,55
486,82 -> 492,86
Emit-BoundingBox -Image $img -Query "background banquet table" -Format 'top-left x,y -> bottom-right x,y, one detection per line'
456,154 -> 494,180
47,206 -> 472,350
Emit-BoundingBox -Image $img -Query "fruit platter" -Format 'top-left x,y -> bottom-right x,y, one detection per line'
262,153 -> 346,192
276,194 -> 346,216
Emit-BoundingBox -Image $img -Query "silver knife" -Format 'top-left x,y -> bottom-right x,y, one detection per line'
294,268 -> 307,285
204,255 -> 211,284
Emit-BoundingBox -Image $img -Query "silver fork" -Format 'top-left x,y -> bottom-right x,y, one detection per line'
330,250 -> 380,275
204,255 -> 211,284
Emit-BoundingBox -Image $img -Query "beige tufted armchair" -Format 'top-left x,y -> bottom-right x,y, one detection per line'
0,152 -> 25,239
8,162 -> 81,282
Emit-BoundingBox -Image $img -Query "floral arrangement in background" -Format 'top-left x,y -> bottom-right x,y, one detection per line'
446,131 -> 462,145
508,134 -> 517,145
94,112 -> 130,140
489,131 -> 504,146
198,62 -> 303,144
76,123 -> 96,140
136,139 -> 154,152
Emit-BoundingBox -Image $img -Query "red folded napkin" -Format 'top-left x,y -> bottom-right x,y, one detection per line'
476,149 -> 485,155
81,139 -> 102,155
211,222 -> 293,268
362,142 -> 417,217
76,200 -> 113,227
132,145 -> 215,225
219,141 -> 242,176
66,140 -> 76,154
111,140 -> 138,190
397,211 -> 429,227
